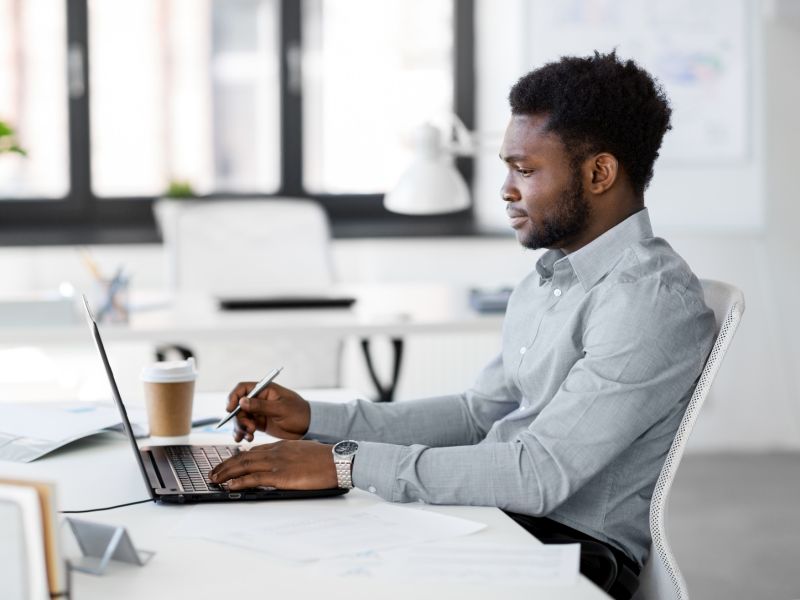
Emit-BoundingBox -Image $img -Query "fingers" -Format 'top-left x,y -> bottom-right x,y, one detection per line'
210,443 -> 279,484
227,382 -> 256,412
227,382 -> 262,442
226,473 -> 272,491
237,394 -> 270,416
234,414 -> 257,442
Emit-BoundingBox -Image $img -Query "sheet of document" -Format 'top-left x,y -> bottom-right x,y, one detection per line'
0,402 -> 150,463
0,402 -> 123,442
0,402 -> 126,463
171,502 -> 486,562
308,541 -> 581,586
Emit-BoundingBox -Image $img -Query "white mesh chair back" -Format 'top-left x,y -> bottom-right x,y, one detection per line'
633,279 -> 745,600
153,198 -> 341,390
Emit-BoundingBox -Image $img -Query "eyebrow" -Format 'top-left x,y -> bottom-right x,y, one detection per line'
499,153 -> 530,163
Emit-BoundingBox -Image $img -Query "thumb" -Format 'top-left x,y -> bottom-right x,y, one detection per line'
240,395 -> 272,416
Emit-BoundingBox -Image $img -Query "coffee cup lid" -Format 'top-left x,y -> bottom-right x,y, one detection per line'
140,357 -> 197,383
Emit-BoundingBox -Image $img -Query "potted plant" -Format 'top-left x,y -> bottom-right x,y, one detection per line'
0,120 -> 26,156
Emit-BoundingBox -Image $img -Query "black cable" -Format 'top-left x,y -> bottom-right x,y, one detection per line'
60,498 -> 151,514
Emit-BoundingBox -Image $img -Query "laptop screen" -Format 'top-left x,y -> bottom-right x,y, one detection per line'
82,295 -> 154,500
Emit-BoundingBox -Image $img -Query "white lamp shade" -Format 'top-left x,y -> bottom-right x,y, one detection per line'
383,159 -> 470,215
384,123 -> 471,215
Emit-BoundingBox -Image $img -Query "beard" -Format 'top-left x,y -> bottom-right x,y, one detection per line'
519,170 -> 590,250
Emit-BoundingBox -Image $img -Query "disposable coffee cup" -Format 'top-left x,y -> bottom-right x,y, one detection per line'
140,358 -> 197,438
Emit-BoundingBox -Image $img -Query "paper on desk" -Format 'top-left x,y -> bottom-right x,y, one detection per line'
308,541 -> 581,586
171,502 -> 485,562
0,402 -> 146,463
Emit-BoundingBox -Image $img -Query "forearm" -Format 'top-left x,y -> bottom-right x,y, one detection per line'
305,395 -> 486,447
351,440 -> 560,515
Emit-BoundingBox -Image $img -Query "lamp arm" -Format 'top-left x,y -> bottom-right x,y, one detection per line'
428,113 -> 502,157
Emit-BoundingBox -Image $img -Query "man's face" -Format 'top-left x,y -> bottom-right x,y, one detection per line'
499,114 -> 590,251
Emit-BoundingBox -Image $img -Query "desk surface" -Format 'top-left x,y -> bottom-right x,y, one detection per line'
0,391 -> 609,600
3,284 -> 505,345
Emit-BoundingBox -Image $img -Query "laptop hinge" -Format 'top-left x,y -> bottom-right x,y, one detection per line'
141,448 -> 166,491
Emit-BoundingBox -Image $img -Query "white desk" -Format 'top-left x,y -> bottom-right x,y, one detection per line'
0,392 -> 610,600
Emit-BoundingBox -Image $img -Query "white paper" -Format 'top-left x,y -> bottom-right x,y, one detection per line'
0,402 -> 123,442
308,541 -> 581,586
171,503 -> 486,562
0,402 -> 148,462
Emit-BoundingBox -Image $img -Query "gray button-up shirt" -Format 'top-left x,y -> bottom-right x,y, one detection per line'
306,208 -> 715,566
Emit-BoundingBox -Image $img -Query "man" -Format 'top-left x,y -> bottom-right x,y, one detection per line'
210,51 -> 716,599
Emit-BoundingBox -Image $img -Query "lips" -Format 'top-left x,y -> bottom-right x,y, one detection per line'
507,209 -> 528,229
509,216 -> 528,229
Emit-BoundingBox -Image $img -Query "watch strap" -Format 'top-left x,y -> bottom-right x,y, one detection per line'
334,456 -> 354,489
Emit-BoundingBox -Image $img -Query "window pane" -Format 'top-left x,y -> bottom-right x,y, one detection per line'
302,0 -> 454,194
0,0 -> 69,199
89,0 -> 280,197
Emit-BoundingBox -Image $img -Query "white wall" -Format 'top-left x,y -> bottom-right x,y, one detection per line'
1,1 -> 799,451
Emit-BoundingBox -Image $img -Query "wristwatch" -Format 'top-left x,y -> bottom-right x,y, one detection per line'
332,440 -> 359,489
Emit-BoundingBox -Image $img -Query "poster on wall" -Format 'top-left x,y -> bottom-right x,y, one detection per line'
525,0 -> 750,163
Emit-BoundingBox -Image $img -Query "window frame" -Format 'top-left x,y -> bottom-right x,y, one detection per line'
0,0 -> 475,245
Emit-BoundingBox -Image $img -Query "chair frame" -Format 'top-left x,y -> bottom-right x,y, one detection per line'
634,279 -> 745,600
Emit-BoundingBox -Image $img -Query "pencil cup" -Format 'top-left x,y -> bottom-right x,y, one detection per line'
91,274 -> 130,324
140,358 -> 197,438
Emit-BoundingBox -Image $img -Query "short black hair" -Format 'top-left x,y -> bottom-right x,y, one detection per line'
509,50 -> 672,197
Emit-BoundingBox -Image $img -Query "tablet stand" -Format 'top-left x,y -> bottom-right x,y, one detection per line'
65,518 -> 154,576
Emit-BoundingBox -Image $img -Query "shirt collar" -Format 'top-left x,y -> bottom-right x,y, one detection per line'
535,208 -> 654,291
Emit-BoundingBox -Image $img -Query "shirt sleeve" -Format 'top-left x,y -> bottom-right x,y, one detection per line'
351,279 -> 715,514
305,352 -> 520,447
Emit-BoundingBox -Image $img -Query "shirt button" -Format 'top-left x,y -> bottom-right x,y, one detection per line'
553,288 -> 562,297
519,346 -> 527,355
368,486 -> 376,494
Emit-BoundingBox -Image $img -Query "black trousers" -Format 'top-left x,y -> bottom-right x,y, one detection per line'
504,512 -> 640,600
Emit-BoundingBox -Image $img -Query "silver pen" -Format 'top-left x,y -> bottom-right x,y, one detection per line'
215,366 -> 284,429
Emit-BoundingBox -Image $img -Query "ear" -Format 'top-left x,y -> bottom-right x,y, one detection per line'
586,153 -> 618,195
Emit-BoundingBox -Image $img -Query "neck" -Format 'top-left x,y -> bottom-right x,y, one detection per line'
560,201 -> 643,255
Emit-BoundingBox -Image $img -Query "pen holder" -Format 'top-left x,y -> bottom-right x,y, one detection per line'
90,275 -> 130,324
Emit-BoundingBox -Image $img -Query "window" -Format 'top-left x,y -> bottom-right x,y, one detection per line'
89,0 -> 281,196
0,0 -> 474,243
302,0 -> 454,195
0,0 -> 69,199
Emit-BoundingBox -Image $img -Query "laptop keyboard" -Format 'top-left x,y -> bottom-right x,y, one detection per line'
166,446 -> 239,493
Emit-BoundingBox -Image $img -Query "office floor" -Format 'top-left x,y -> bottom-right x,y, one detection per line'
669,452 -> 800,600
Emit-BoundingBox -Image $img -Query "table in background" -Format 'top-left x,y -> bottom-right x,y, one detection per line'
2,284 -> 505,401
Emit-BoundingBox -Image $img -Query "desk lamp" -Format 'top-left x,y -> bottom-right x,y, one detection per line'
383,120 -> 473,215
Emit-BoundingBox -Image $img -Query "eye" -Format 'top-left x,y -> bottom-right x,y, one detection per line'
516,168 -> 534,177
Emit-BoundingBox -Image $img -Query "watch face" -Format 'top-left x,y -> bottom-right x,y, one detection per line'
334,440 -> 358,457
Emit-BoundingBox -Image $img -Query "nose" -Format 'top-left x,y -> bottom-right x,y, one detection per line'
501,174 -> 519,203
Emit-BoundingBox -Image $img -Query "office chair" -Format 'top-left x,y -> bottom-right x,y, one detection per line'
154,198 -> 342,391
632,279 -> 745,600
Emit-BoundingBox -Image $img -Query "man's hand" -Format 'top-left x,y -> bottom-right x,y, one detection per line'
208,440 -> 338,490
226,381 -> 311,442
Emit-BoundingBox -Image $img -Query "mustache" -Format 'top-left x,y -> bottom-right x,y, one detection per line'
506,206 -> 528,218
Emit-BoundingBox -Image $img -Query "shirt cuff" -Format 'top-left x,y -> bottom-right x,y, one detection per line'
352,441 -> 402,499
304,400 -> 350,443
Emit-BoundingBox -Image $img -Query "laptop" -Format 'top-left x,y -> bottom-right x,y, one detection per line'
82,296 -> 348,504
